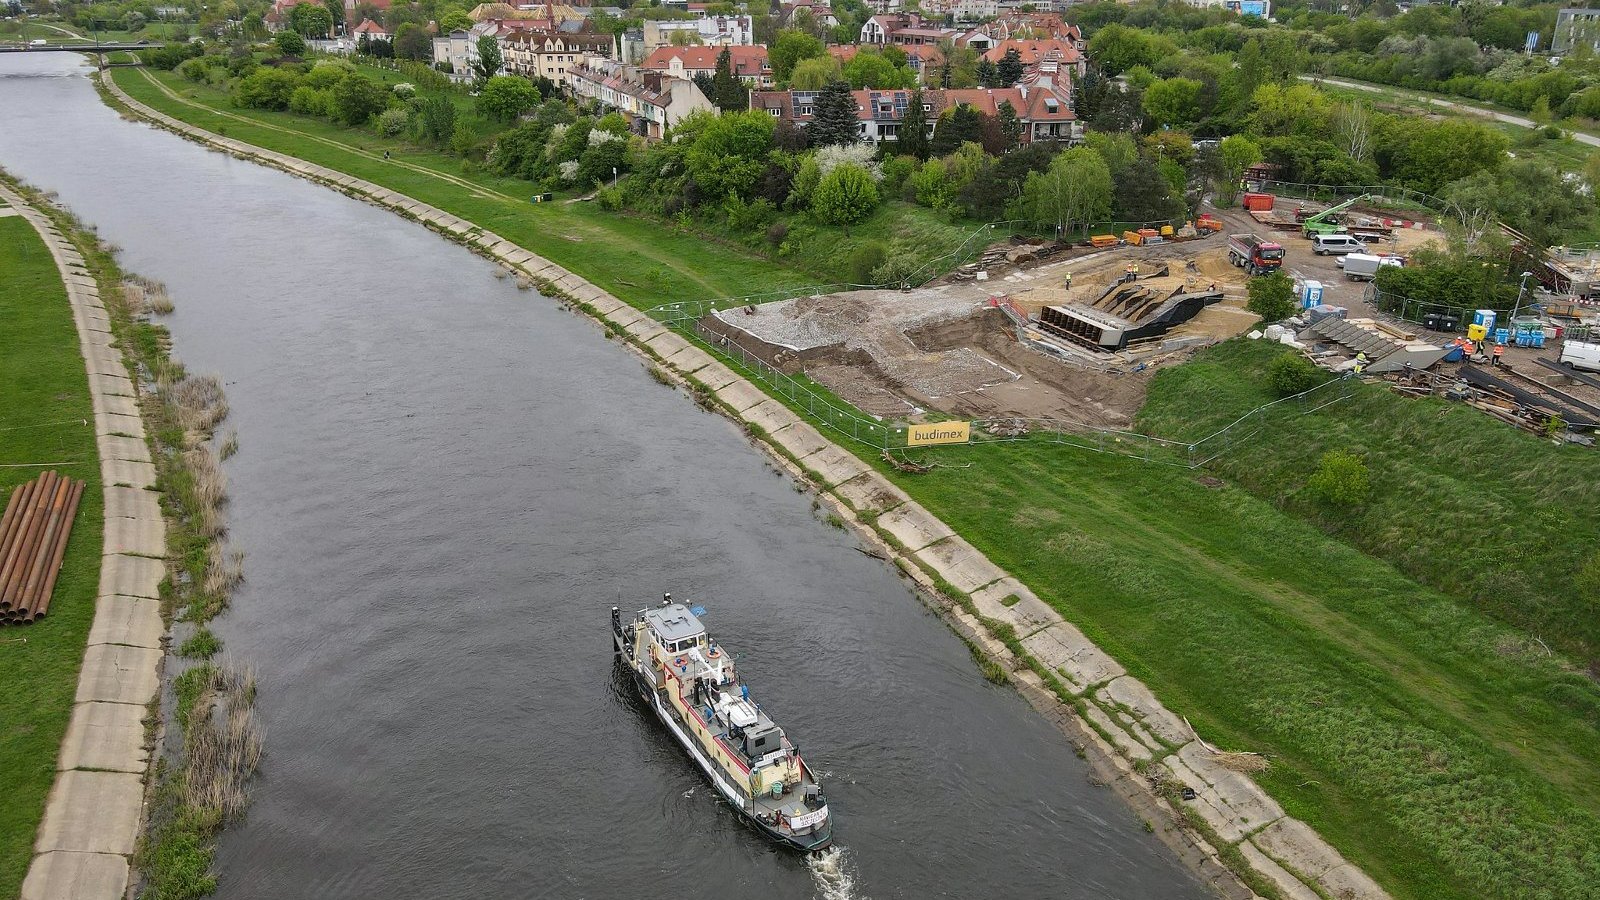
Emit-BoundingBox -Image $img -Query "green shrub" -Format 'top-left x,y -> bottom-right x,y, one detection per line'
872,251 -> 924,287
1266,353 -> 1323,396
1306,450 -> 1371,507
1246,271 -> 1296,323
375,107 -> 410,137
848,241 -> 888,284
233,67 -> 302,111
595,185 -> 624,211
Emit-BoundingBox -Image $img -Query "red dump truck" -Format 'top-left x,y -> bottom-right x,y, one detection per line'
1227,233 -> 1285,276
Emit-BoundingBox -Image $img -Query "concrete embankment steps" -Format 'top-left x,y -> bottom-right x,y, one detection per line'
1,183 -> 167,900
97,70 -> 1390,900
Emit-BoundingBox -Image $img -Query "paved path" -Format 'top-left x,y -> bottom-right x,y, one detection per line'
99,69 -> 1392,900
1307,75 -> 1600,149
0,184 -> 166,900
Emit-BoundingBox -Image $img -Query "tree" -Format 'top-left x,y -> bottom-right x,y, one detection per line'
1441,159 -> 1594,252
996,100 -> 1021,152
473,35 -> 503,84
930,103 -> 983,156
1331,100 -> 1372,163
333,74 -> 390,125
1267,354 -> 1323,396
810,80 -> 861,148
1307,450 -> 1371,508
1142,77 -> 1202,128
711,47 -> 748,112
320,0 -> 344,29
685,110 -> 776,199
394,22 -> 430,61
476,75 -> 540,123
274,30 -> 306,57
1086,23 -> 1169,75
1248,83 -> 1328,138
289,1 -> 333,37
440,10 -> 474,33
1113,156 -> 1181,222
411,93 -> 456,145
1216,134 -> 1262,205
1246,271 -> 1296,323
811,164 -> 880,228
977,57 -> 998,88
1013,147 -> 1112,235
996,47 -> 1024,87
843,49 -> 908,89
790,56 -> 842,90
898,89 -> 930,161
234,67 -> 302,110
668,29 -> 702,47
770,28 -> 825,83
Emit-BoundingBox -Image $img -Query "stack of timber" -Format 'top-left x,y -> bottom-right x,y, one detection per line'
0,471 -> 85,625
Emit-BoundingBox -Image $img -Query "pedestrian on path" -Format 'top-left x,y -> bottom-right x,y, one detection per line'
383,150 -> 390,160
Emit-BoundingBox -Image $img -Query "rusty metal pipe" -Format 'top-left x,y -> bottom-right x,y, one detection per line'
0,479 -> 33,556
0,472 -> 56,609
10,475 -> 67,611
19,478 -> 73,618
25,479 -> 82,623
0,476 -> 42,602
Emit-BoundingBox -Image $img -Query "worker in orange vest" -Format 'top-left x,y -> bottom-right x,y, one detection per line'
1492,343 -> 1505,367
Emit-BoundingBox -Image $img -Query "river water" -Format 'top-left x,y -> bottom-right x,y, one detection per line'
1,55 -> 1208,900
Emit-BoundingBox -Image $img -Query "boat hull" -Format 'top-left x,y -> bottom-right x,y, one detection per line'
614,630 -> 833,853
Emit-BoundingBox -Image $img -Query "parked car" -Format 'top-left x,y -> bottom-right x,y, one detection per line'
1312,233 -> 1365,256
29,38 -> 46,47
1560,339 -> 1600,373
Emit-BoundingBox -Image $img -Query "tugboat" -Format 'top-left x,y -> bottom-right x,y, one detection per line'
613,596 -> 833,852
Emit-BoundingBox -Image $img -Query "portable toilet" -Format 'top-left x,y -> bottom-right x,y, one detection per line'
1301,280 -> 1324,308
1494,327 -> 1511,346
1473,309 -> 1497,332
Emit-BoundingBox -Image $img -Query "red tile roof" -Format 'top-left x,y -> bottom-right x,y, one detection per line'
982,39 -> 1082,66
641,45 -> 769,77
351,18 -> 387,34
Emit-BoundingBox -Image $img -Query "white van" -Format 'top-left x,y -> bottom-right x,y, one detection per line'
1312,234 -> 1366,256
1560,339 -> 1600,373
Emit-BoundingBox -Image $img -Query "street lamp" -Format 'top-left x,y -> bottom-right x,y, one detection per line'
1511,270 -> 1535,321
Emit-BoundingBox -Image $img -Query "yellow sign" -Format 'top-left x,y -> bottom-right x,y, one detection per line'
907,421 -> 971,447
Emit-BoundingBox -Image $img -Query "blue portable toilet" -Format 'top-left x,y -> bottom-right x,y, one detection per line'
1494,327 -> 1511,345
1301,280 -> 1323,308
1473,309 -> 1497,332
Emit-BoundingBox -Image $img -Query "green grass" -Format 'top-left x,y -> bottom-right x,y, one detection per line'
886,399 -> 1600,899
112,66 -> 817,308
1140,340 -> 1600,666
0,207 -> 105,900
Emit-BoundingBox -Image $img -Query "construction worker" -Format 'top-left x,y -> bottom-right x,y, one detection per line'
1064,271 -> 1072,292
1354,352 -> 1368,375
1132,262 -> 1140,277
1492,342 -> 1505,367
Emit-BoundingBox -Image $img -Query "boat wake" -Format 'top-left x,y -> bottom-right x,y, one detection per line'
808,846 -> 865,900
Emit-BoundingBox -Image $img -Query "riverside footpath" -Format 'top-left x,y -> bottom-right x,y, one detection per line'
98,69 -> 1388,900
1,181 -> 167,900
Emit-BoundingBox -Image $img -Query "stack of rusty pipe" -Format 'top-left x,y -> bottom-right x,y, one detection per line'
0,471 -> 85,625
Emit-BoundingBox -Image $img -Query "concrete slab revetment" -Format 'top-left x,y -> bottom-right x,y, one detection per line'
970,578 -> 1057,633
102,514 -> 165,558
1238,842 -> 1322,900
97,435 -> 150,464
100,457 -> 156,491
1019,621 -> 1126,694
104,486 -> 160,523
623,317 -> 667,344
646,330 -> 693,360
73,644 -> 160,707
1099,676 -> 1192,748
93,411 -> 144,441
915,535 -> 1007,594
88,373 -> 134,398
831,473 -> 910,515
876,503 -> 956,553
32,771 -> 144,856
690,361 -> 741,392
91,392 -> 139,420
663,345 -> 715,376
713,380 -> 768,414
57,702 -> 148,773
86,595 -> 163,649
772,422 -> 832,462
742,399 -> 803,436
797,443 -> 871,487
97,554 -> 163,601
20,851 -> 129,900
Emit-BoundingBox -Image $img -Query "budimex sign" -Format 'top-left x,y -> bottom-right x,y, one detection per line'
907,421 -> 972,447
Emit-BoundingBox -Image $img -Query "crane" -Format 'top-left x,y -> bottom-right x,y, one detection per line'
1301,193 -> 1377,239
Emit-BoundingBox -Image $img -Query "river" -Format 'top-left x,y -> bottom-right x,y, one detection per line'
0,54 -> 1209,900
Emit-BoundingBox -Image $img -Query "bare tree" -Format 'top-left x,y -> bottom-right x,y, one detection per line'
1333,100 -> 1373,163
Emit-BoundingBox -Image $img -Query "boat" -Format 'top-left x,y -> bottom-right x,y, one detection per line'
613,596 -> 833,852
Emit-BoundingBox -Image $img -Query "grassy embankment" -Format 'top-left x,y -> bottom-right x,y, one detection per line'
110,68 -> 1600,900
0,197 -> 105,900
114,65 -> 977,301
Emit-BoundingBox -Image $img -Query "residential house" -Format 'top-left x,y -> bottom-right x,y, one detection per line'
641,45 -> 772,87
568,59 -> 716,139
920,0 -> 997,22
751,79 -> 1078,146
342,0 -> 391,29
503,30 -> 615,86
640,15 -> 754,52
433,24 -> 504,79
350,19 -> 390,42
982,39 -> 1086,80
780,0 -> 840,29
264,0 -> 312,33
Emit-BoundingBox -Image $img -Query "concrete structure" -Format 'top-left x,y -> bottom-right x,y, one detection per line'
432,23 -> 504,79
1555,7 -> 1600,54
503,30 -> 614,85
0,182 -> 166,900
1186,0 -> 1272,17
567,60 -> 715,139
641,44 -> 771,87
102,67 -> 1395,900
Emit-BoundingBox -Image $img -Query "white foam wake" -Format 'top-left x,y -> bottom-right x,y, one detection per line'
808,846 -> 866,900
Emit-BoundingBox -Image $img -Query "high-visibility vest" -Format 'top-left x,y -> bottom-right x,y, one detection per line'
1494,344 -> 1505,356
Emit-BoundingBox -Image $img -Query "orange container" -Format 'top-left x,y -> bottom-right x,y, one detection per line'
1242,192 -> 1275,212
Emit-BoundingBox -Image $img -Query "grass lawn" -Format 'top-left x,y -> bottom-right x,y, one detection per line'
108,66 -> 1600,899
0,209 -> 105,900
885,347 -> 1600,900
112,66 -> 822,308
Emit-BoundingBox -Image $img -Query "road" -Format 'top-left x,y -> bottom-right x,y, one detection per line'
1305,75 -> 1600,150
